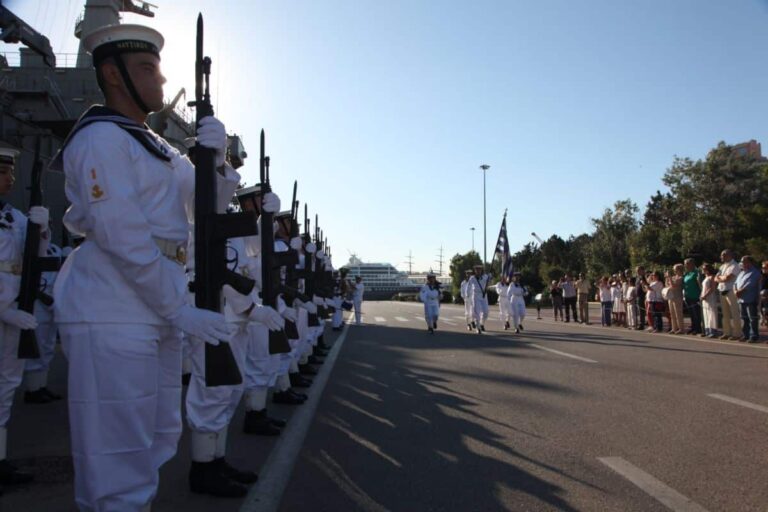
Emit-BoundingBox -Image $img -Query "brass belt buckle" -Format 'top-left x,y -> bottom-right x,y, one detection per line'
175,246 -> 187,266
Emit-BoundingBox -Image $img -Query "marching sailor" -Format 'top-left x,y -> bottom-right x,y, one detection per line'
51,24 -> 236,511
495,275 -> 512,330
0,146 -> 48,486
467,264 -> 490,333
509,272 -> 527,333
460,269 -> 474,331
419,273 -> 441,333
351,275 -> 364,325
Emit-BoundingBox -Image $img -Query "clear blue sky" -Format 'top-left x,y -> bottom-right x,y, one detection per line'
5,0 -> 768,273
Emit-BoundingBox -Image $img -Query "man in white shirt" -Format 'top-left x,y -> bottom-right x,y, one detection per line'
352,276 -> 365,324
714,249 -> 741,340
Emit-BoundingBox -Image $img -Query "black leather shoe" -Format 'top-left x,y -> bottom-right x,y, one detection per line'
289,373 -> 312,388
243,409 -> 282,436
272,390 -> 306,405
0,459 -> 33,485
215,457 -> 258,484
182,373 -> 191,386
307,355 -> 324,365
480,325 -> 486,332
289,389 -> 308,401
467,324 -> 472,331
24,389 -> 52,404
268,415 -> 287,428
298,364 -> 318,376
41,387 -> 62,401
505,321 -> 510,330
189,460 -> 248,497
518,324 -> 524,331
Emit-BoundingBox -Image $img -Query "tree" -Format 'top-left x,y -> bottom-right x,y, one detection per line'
584,199 -> 639,277
631,191 -> 683,268
449,250 -> 482,298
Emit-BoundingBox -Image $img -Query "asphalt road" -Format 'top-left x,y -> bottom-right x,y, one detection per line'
3,302 -> 767,511
280,301 -> 768,512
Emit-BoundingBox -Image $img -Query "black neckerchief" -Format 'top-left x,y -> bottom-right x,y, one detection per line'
50,105 -> 171,171
474,275 -> 487,297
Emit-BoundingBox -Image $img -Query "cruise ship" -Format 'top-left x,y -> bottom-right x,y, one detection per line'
342,255 -> 420,300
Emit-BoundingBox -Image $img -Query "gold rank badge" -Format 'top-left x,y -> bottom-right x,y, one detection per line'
87,168 -> 109,203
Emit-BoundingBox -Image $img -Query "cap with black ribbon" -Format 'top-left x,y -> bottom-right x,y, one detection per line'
0,148 -> 19,166
84,24 -> 164,114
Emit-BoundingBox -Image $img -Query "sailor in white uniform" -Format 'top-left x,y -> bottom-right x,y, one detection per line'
460,270 -> 474,330
352,276 -> 364,324
419,273 -> 441,333
467,265 -> 490,333
51,24 -> 236,511
0,147 -> 49,486
495,276 -> 512,330
508,272 -> 527,333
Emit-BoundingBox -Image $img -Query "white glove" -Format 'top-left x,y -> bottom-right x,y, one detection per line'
168,304 -> 233,345
300,301 -> 317,314
316,250 -> 326,260
262,192 -> 280,213
0,308 -> 38,330
249,305 -> 285,331
305,242 -> 316,254
290,237 -> 302,250
281,307 -> 298,323
313,295 -> 324,306
197,116 -> 228,167
222,284 -> 254,315
28,206 -> 49,227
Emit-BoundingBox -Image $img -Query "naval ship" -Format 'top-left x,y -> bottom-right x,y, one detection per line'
0,0 -> 248,245
342,254 -> 420,300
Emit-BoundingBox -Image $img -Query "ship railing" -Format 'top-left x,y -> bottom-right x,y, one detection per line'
0,52 -> 85,69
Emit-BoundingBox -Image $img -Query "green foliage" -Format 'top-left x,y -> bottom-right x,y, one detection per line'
449,250 -> 482,298
583,199 -> 639,277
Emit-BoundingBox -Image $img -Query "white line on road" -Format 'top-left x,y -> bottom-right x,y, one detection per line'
240,314 -> 353,512
374,316 -> 386,323
530,344 -> 598,363
394,316 -> 409,322
441,318 -> 456,325
598,457 -> 709,512
706,393 -> 768,414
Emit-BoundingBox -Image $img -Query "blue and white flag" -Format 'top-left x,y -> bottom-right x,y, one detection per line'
493,212 -> 514,279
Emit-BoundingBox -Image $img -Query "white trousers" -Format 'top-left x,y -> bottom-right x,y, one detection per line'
353,298 -> 363,324
424,303 -> 439,327
472,297 -> 489,324
0,321 -> 23,427
498,298 -> 511,323
185,325 -> 247,433
331,297 -> 343,328
464,298 -> 473,323
510,297 -> 526,327
60,323 -> 182,512
245,323 -> 280,389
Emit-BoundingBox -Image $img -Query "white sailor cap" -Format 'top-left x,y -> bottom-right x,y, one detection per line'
0,148 -> 19,166
84,24 -> 164,66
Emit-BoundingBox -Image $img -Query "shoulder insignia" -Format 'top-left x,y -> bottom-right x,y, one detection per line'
87,168 -> 109,203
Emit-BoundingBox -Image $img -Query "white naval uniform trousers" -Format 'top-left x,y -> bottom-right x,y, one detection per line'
419,285 -> 441,327
352,282 -> 364,324
0,206 -> 48,428
54,121 -> 239,511
509,283 -> 527,327
495,282 -> 511,323
460,279 -> 473,324
468,275 -> 490,325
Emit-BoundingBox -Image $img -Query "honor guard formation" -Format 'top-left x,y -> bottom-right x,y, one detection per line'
0,18 -> 353,510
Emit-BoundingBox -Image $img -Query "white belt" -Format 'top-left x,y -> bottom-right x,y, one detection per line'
0,260 -> 21,275
153,237 -> 187,266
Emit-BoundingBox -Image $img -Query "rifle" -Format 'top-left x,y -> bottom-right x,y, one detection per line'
17,136 -> 59,358
189,13 -> 258,386
259,132 -> 291,354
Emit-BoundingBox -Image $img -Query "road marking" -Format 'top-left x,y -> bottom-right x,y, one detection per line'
598,457 -> 709,512
394,316 -> 409,322
374,316 -> 386,323
240,314 -> 353,512
452,316 -> 466,321
441,318 -> 456,325
707,393 -> 768,414
530,344 -> 598,363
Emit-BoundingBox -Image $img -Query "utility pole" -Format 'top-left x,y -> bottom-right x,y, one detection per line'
435,246 -> 444,276
470,227 -> 475,252
479,164 -> 490,266
405,250 -> 414,274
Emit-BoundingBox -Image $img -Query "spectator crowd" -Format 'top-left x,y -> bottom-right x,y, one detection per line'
545,250 -> 768,343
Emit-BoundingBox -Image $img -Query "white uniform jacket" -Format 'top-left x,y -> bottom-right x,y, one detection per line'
0,203 -> 49,310
54,121 -> 239,325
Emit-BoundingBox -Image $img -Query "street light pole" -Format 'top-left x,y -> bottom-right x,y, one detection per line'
470,227 -> 475,252
479,164 -> 490,266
